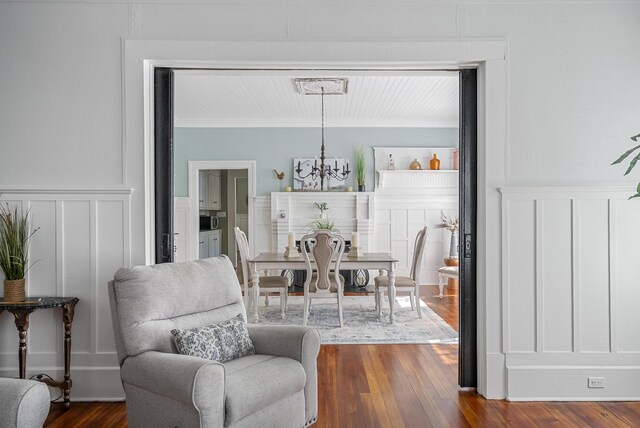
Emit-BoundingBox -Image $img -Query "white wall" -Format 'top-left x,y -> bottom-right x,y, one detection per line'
1,1 -> 639,401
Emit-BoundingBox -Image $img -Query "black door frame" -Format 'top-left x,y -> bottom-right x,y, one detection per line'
153,66 -> 478,388
153,67 -> 175,264
458,69 -> 478,388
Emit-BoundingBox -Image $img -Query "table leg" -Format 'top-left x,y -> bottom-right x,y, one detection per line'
251,267 -> 260,322
375,269 -> 384,314
388,264 -> 396,324
62,301 -> 77,408
12,310 -> 33,379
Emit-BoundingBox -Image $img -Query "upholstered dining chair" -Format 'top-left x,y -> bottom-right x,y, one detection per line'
234,226 -> 289,321
300,230 -> 346,327
374,226 -> 428,318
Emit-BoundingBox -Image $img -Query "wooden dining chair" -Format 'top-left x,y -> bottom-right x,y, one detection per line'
234,227 -> 289,321
374,226 -> 428,318
300,230 -> 346,327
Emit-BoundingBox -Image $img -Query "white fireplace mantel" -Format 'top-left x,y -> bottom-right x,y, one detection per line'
270,192 -> 375,252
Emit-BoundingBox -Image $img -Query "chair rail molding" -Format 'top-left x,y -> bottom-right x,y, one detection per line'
500,186 -> 640,400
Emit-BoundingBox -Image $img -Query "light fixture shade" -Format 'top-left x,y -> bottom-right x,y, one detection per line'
294,78 -> 348,95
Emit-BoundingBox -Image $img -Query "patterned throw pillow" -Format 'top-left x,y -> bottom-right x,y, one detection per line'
170,314 -> 255,363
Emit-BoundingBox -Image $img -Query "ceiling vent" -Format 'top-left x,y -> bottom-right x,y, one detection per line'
294,78 -> 348,95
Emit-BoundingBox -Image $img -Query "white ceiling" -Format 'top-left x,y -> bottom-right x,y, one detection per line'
174,71 -> 459,128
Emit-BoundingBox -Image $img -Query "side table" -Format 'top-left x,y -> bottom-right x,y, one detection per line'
0,296 -> 79,408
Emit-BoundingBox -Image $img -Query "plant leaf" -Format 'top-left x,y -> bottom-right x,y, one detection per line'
612,143 -> 640,165
637,182 -> 640,194
629,193 -> 640,200
632,133 -> 640,142
624,152 -> 640,175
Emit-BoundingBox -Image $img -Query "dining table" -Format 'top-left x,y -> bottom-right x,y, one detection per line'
248,252 -> 399,323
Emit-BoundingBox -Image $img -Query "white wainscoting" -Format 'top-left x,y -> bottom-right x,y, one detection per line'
0,188 -> 131,400
374,194 -> 458,283
254,196 -> 272,254
501,187 -> 640,400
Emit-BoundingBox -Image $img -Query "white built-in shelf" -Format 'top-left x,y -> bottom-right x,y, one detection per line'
377,169 -> 459,189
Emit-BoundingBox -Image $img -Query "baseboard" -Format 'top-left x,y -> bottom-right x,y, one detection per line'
0,367 -> 124,401
506,365 -> 640,400
484,352 -> 507,399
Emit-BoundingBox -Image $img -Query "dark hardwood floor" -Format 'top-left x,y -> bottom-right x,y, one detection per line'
45,283 -> 640,427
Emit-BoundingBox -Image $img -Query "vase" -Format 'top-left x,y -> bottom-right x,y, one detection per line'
358,183 -> 365,192
430,153 -> 441,170
409,158 -> 422,170
449,231 -> 459,259
4,278 -> 26,302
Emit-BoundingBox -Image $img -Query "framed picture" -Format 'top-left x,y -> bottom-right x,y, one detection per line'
293,158 -> 349,191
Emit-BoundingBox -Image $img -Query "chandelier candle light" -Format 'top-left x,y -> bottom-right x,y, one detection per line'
294,78 -> 351,191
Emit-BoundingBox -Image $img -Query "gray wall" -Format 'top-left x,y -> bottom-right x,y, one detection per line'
174,127 -> 458,196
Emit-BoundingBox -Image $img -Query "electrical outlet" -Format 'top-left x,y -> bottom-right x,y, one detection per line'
588,377 -> 605,388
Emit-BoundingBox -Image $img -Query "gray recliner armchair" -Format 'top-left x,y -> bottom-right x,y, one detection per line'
108,256 -> 320,428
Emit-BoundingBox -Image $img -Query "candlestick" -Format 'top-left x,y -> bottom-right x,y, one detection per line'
351,231 -> 359,247
288,231 -> 295,248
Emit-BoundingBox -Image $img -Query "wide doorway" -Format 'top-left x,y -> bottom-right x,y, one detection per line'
154,67 -> 477,388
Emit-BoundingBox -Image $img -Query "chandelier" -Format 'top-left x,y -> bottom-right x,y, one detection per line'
294,78 -> 350,191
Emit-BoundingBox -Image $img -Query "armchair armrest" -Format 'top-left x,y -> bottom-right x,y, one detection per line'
248,325 -> 320,363
121,351 -> 226,424
248,325 -> 320,426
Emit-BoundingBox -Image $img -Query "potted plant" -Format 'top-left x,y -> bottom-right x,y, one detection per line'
355,146 -> 366,192
0,203 -> 39,302
612,132 -> 640,199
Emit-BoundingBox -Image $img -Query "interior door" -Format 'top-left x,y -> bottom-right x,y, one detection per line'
154,67 -> 175,264
458,68 -> 478,388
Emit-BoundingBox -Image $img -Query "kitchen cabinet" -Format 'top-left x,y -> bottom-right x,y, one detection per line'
199,171 -> 208,209
199,170 -> 221,210
198,231 -> 209,259
207,171 -> 221,210
208,229 -> 221,257
199,229 -> 221,259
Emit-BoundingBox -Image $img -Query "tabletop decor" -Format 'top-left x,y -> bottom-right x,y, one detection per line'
308,218 -> 339,233
284,231 -> 300,258
611,132 -> 640,199
348,231 -> 364,258
0,203 -> 39,302
441,210 -> 459,259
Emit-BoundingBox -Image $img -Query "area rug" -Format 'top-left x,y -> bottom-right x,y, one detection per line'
249,295 -> 458,345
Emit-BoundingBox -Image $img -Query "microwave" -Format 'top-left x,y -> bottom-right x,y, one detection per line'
200,216 -> 219,230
